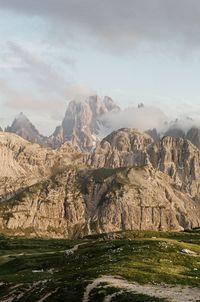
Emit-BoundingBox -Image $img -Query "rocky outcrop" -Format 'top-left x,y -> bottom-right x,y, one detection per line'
89,128 -> 200,200
148,136 -> 200,199
0,132 -> 55,179
88,128 -> 153,168
0,132 -> 86,197
0,164 -> 199,238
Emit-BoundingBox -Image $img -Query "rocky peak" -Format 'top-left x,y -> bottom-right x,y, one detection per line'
89,128 -> 154,168
50,95 -> 120,151
89,128 -> 200,200
87,95 -> 107,117
5,113 -> 47,146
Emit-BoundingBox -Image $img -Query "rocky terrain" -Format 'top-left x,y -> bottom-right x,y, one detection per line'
0,125 -> 200,238
90,128 -> 200,200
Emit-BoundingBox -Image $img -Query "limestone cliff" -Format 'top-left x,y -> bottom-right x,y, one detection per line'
0,165 -> 199,238
0,132 -> 85,198
0,129 -> 200,238
89,128 -> 200,200
88,128 -> 153,168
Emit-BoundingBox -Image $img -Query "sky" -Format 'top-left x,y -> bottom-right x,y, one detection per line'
1,0 -> 200,135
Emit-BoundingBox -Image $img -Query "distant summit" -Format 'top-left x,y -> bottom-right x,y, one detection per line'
4,98 -> 200,152
48,95 -> 120,151
5,112 -> 47,146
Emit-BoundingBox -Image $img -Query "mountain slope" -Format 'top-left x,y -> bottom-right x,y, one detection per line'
0,129 -> 200,238
1,164 -> 200,238
0,132 -> 85,197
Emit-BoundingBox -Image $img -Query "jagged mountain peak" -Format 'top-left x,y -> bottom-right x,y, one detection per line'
15,111 -> 29,121
5,112 -> 47,146
7,112 -> 37,131
49,95 -> 121,151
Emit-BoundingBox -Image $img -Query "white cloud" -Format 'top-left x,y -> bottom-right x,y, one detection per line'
100,105 -> 167,136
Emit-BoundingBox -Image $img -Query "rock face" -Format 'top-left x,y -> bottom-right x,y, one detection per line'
0,132 -> 85,198
0,129 -> 200,238
1,165 -> 200,238
89,128 -> 200,200
89,128 -> 153,168
5,113 -> 47,146
149,136 -> 200,200
48,95 -> 120,151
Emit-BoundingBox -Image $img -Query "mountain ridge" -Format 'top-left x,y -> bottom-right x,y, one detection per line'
4,97 -> 200,152
0,128 -> 200,238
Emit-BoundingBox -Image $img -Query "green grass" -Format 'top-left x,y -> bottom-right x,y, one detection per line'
0,230 -> 199,301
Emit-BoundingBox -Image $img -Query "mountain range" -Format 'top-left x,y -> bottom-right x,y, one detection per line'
4,96 -> 120,151
0,122 -> 200,237
0,96 -> 200,238
2,95 -> 200,152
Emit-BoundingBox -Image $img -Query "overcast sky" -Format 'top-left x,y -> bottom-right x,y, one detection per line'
1,0 -> 200,135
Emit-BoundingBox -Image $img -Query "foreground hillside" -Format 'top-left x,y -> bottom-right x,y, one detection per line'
0,230 -> 199,302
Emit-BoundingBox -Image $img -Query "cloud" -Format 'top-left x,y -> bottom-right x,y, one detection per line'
1,0 -> 200,52
100,105 -> 168,136
8,42 -> 93,98
165,116 -> 200,134
1,43 -> 94,119
100,104 -> 200,138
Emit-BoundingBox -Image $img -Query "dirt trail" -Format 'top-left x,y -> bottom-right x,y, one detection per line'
82,275 -> 200,302
64,242 -> 87,256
